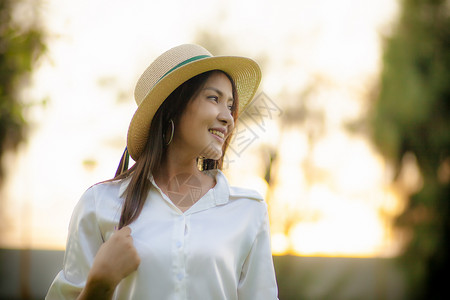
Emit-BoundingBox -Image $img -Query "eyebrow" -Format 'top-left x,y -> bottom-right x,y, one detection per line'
203,87 -> 234,102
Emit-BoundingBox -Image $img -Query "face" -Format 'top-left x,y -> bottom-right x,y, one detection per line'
172,71 -> 235,160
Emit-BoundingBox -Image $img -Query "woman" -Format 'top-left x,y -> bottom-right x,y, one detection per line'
46,44 -> 278,299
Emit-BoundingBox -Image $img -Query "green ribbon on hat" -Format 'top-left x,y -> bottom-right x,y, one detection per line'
157,54 -> 211,83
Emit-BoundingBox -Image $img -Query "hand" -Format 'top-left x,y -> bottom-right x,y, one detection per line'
85,226 -> 141,293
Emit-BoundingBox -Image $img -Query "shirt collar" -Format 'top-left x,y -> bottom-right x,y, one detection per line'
210,169 -> 230,206
118,169 -> 231,207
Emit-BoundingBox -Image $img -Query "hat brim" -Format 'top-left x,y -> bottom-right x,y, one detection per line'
127,56 -> 261,160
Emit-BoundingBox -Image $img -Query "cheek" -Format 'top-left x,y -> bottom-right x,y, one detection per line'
176,112 -> 207,141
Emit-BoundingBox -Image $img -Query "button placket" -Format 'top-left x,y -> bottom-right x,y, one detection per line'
173,215 -> 186,294
184,216 -> 190,236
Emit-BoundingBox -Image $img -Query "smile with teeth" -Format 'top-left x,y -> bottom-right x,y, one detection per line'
209,129 -> 225,139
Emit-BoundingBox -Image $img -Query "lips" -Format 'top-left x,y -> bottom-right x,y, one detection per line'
208,129 -> 225,140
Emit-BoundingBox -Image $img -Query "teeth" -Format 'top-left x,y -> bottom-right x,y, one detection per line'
209,129 -> 224,139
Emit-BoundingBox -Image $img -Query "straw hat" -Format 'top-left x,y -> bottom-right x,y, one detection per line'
127,44 -> 262,160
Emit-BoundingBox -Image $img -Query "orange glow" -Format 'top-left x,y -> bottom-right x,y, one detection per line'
1,0 -> 403,259
263,128 -> 404,258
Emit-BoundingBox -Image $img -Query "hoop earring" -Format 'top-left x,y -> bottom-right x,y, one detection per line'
165,119 -> 174,145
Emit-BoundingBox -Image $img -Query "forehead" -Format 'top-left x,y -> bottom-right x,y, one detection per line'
203,72 -> 233,97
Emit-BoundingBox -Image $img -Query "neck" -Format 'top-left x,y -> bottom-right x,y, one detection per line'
154,144 -> 202,185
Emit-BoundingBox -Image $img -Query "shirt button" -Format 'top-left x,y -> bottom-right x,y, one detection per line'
177,273 -> 184,281
176,241 -> 182,248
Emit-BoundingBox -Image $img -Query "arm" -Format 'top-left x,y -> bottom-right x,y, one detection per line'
237,205 -> 279,300
46,187 -> 140,300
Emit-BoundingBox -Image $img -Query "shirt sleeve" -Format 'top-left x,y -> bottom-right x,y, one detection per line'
46,187 -> 104,300
237,203 -> 279,300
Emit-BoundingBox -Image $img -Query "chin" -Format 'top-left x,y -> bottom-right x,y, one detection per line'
200,143 -> 222,160
209,153 -> 222,161
204,151 -> 222,161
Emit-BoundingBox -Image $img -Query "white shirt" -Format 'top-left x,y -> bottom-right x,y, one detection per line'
46,170 -> 278,299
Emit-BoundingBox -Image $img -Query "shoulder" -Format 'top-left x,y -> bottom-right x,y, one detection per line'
228,186 -> 269,234
90,179 -> 124,198
70,179 -> 124,236
229,186 -> 265,202
214,169 -> 265,205
81,177 -> 129,200
75,179 -> 124,213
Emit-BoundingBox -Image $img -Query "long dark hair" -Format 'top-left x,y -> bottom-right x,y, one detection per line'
113,70 -> 239,228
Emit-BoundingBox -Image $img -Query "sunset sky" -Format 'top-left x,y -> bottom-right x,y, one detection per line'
2,0 -> 404,257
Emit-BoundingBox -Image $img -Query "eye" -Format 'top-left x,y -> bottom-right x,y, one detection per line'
208,95 -> 219,102
227,101 -> 235,111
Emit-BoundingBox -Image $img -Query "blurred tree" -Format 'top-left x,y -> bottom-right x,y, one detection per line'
0,1 -> 45,298
0,0 -> 45,181
370,0 -> 450,298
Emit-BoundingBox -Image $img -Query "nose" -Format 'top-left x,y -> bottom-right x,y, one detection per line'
218,106 -> 234,129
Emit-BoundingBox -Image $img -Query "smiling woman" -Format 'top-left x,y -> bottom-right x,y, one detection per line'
46,44 -> 278,300
175,72 -> 236,161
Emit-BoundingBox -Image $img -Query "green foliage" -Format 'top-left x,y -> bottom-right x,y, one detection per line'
370,0 -> 450,298
0,0 -> 45,179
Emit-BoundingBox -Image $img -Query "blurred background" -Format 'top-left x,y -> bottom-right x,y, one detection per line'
0,0 -> 448,299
